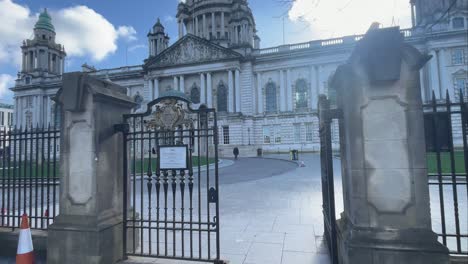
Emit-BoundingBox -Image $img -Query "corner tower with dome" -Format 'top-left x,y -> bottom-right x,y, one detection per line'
12,9 -> 66,128
10,1 -> 468,156
20,9 -> 66,80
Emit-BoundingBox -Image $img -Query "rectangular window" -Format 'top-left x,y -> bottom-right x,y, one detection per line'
8,113 -> 12,126
223,126 -> 230,145
263,126 -> 271,144
294,124 -> 301,143
453,17 -> 465,29
26,96 -> 33,108
0,112 -> 4,126
305,123 -> 313,142
452,49 -> 465,65
455,78 -> 468,99
275,126 -> 282,143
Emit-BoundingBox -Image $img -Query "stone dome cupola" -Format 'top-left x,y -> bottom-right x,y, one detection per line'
176,0 -> 258,49
148,18 -> 170,57
34,8 -> 55,32
152,18 -> 165,34
33,8 -> 57,43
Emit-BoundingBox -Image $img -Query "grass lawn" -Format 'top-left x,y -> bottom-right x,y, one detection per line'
0,156 -> 216,179
427,151 -> 466,174
131,156 -> 216,174
0,161 -> 59,179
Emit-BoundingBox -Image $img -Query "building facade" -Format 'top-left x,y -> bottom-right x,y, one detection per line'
0,103 -> 14,130
10,0 -> 468,156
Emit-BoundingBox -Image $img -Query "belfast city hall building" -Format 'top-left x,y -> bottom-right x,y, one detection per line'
10,0 -> 468,156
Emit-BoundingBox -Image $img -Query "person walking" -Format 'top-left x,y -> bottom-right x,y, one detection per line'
233,147 -> 239,160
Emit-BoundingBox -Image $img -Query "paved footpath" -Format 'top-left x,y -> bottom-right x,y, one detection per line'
122,153 -> 341,264
1,154 -> 339,264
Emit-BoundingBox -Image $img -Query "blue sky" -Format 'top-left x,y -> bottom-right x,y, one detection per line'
0,0 -> 412,103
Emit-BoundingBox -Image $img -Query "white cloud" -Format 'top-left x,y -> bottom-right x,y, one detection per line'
164,15 -> 176,23
289,0 -> 412,39
0,74 -> 14,99
0,0 -> 138,68
117,25 -> 137,42
128,44 -> 146,52
0,0 -> 35,66
53,6 -> 137,61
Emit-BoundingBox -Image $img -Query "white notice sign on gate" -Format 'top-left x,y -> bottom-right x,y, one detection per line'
159,146 -> 188,170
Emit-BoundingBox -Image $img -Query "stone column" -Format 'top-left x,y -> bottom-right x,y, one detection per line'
279,70 -> 286,112
178,20 -> 183,39
428,49 -> 441,99
173,76 -> 178,91
207,72 -> 213,107
22,52 -> 26,72
200,73 -> 206,104
211,13 -> 216,39
315,65 -> 321,95
14,97 -> 19,126
331,28 -> 448,264
438,49 -> 452,99
235,69 -> 241,112
257,72 -> 263,114
286,69 -> 292,111
180,75 -> 185,93
221,12 -> 225,38
47,72 -> 136,264
195,16 -> 199,36
154,78 -> 159,99
228,70 -> 234,112
203,14 -> 207,38
31,96 -> 37,125
309,65 -> 317,110
45,96 -> 51,125
149,78 -> 154,100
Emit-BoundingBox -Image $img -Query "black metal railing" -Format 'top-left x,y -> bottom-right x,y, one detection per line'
0,125 -> 60,230
120,98 -> 223,263
423,90 -> 468,256
318,95 -> 341,264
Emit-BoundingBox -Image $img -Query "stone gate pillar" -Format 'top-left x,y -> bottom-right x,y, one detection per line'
331,27 -> 449,264
47,73 -> 136,264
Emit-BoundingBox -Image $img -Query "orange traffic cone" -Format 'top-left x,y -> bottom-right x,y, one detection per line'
16,214 -> 34,264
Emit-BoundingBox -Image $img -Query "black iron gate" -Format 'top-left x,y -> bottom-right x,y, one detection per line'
424,90 -> 468,257
318,95 -> 340,264
118,94 -> 223,263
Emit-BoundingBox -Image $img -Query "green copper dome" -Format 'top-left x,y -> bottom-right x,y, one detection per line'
34,9 -> 55,32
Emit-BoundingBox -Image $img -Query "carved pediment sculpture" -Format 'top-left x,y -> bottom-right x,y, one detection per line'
145,35 -> 242,69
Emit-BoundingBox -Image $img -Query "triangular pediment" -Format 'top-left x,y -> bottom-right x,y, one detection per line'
453,69 -> 467,76
145,34 -> 242,69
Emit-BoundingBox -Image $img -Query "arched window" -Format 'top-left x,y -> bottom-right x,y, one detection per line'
134,92 -> 143,110
190,84 -> 200,104
217,82 -> 228,112
52,103 -> 62,128
265,81 -> 277,112
25,111 -> 33,128
295,79 -> 308,109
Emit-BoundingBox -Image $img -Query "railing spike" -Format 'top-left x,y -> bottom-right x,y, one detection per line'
431,90 -> 436,103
